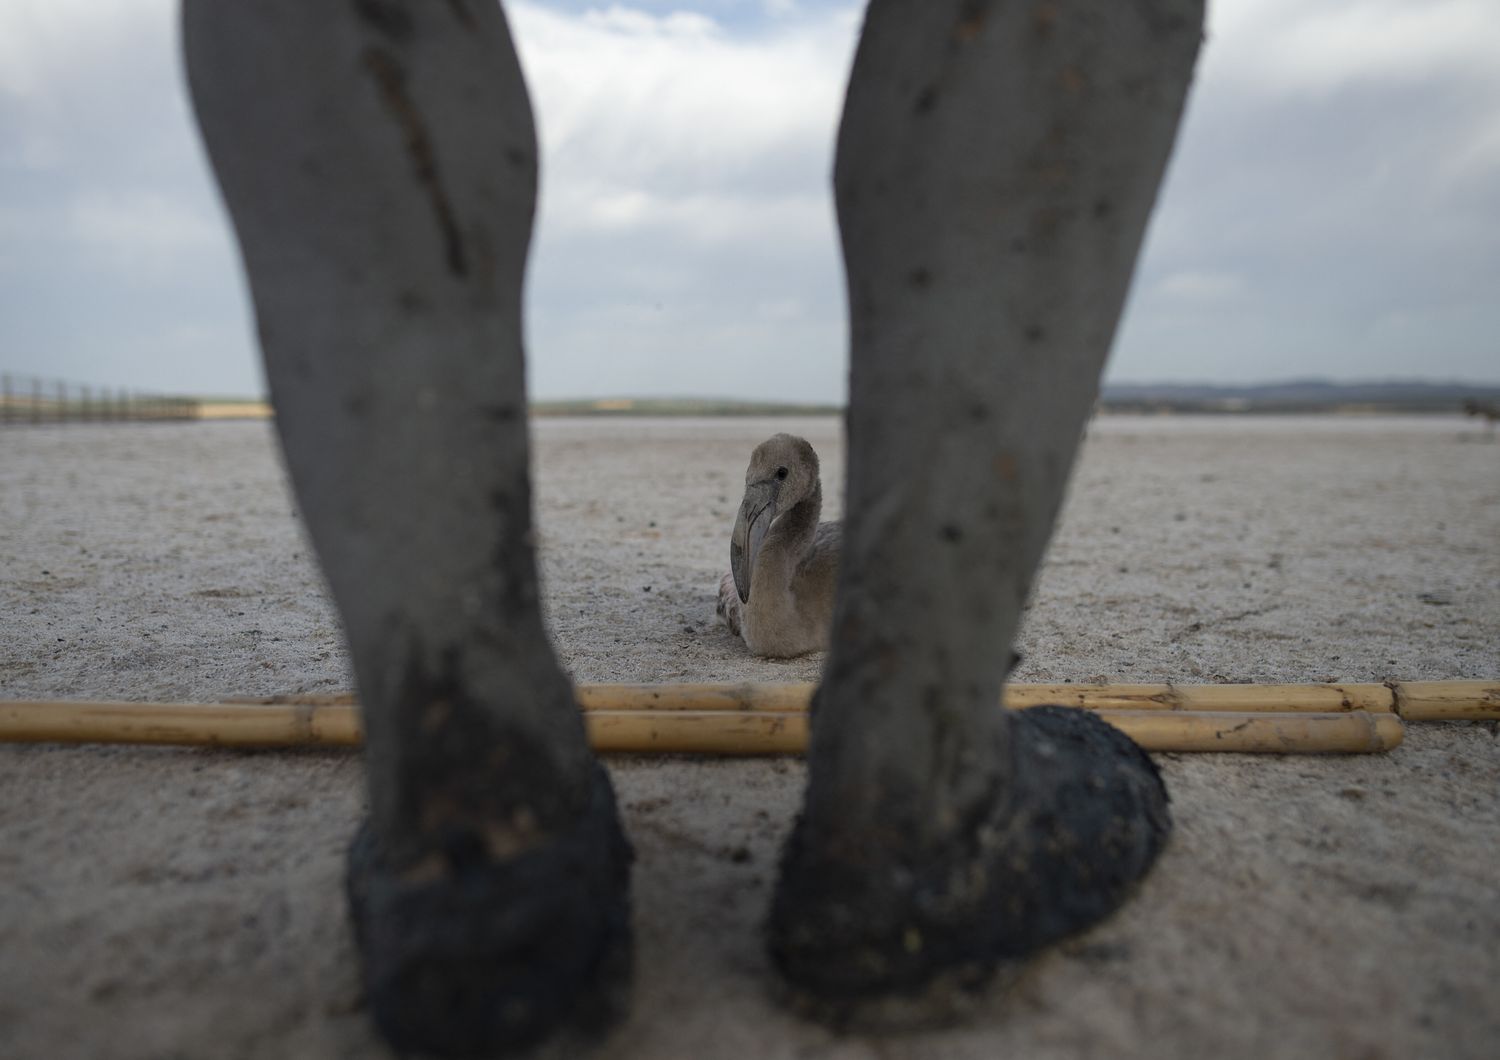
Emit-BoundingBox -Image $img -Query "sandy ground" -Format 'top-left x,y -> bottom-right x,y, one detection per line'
1,414 -> 1497,1060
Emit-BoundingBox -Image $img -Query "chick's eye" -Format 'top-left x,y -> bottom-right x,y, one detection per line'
776,466 -> 789,480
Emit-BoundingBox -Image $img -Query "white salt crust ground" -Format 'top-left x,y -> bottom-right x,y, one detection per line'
1,414 -> 1497,1059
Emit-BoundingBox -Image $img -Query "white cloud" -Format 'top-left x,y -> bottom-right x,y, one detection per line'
511,1 -> 858,211
0,0 -> 171,99
543,178 -> 830,242
1156,271 -> 1247,302
68,191 -> 220,270
0,0 -> 186,172
755,296 -> 806,321
1,0 -> 1498,397
1435,118 -> 1500,195
508,1 -> 860,399
1207,0 -> 1500,95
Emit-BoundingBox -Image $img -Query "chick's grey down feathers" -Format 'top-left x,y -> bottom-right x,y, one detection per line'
717,434 -> 840,658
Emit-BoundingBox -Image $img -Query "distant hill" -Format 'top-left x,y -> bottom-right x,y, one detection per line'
528,382 -> 1500,417
1098,379 -> 1500,414
70,382 -> 1487,422
530,397 -> 841,417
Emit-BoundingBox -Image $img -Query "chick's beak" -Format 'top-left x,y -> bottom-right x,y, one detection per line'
730,481 -> 776,604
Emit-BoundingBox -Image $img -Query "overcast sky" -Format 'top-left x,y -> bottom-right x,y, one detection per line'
1,0 -> 1496,400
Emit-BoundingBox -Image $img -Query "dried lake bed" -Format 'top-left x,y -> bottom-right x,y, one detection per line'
1,414 -> 1497,1059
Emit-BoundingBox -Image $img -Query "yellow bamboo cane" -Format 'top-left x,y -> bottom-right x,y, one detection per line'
3,680 -> 1491,754
0,700 -> 361,748
581,709 -> 1405,755
0,699 -> 1407,754
231,679 -> 1497,720
577,680 -> 1497,719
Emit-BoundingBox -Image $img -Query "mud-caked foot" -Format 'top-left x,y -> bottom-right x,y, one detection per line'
347,764 -> 633,1057
769,706 -> 1170,1025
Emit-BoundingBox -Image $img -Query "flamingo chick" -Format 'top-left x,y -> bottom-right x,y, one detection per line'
716,434 -> 841,657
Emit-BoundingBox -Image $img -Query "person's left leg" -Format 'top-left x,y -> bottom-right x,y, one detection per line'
771,0 -> 1203,1017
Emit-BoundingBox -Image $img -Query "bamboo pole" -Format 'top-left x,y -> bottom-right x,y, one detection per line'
575,682 -> 814,714
0,700 -> 1405,754
573,681 -> 1415,715
220,678 -> 1498,721
232,680 -> 1495,720
0,700 -> 361,749
575,680 -> 1497,719
586,709 -> 1404,755
586,709 -> 807,755
1392,680 -> 1500,721
1003,682 -> 1402,714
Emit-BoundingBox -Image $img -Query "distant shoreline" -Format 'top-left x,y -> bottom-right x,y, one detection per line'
9,378 -> 1497,422
164,401 -> 1496,420
7,402 -> 1487,422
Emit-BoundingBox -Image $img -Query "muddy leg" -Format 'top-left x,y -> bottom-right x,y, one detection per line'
183,3 -> 631,1053
769,0 -> 1203,1017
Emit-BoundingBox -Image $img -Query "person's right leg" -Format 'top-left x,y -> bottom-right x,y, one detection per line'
184,4 -> 633,1053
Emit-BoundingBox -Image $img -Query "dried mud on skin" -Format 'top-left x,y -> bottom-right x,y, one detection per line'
1,414 -> 1498,1060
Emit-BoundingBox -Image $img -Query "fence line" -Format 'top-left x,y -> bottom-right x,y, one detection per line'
0,373 -> 201,426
